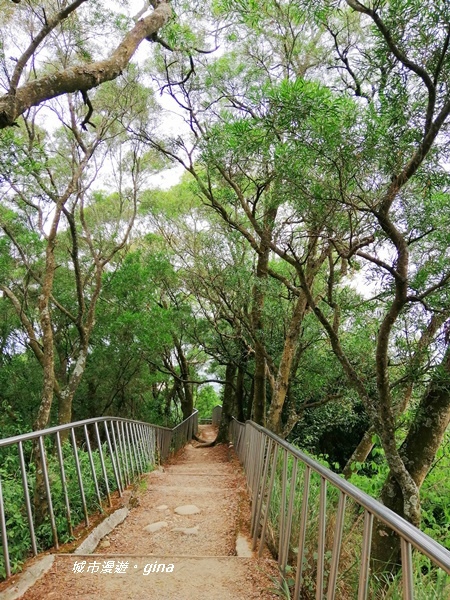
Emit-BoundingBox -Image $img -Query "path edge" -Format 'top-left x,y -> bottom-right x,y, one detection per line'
74,507 -> 129,554
1,506 -> 129,600
1,555 -> 55,600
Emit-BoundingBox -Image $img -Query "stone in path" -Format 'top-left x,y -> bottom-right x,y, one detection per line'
172,526 -> 199,535
174,504 -> 201,515
143,521 -> 168,533
155,505 -> 169,511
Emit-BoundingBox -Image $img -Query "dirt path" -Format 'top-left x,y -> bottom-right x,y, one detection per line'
12,426 -> 278,600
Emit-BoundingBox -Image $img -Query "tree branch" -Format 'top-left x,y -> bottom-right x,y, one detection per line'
0,1 -> 172,128
9,0 -> 88,95
345,0 -> 436,134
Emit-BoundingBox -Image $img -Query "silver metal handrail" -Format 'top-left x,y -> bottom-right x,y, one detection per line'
231,419 -> 450,599
0,411 -> 198,580
168,410 -> 199,457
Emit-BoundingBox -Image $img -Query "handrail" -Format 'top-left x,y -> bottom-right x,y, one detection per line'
0,410 -> 198,580
0,416 -> 172,449
231,419 -> 450,599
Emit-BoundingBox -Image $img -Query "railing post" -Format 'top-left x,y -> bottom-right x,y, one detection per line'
84,424 -> 102,508
70,428 -> 89,527
251,430 -> 266,531
125,422 -> 136,477
120,421 -> 131,485
18,440 -> 38,555
294,465 -> 311,600
316,477 -> 327,600
401,539 -> 414,600
110,422 -> 124,492
280,457 -> 298,574
38,436 -> 59,549
252,437 -> 273,549
327,491 -> 347,600
94,422 -> 112,506
138,424 -> 149,467
55,432 -> 73,536
258,444 -> 279,557
358,510 -> 374,600
0,472 -> 11,579
134,423 -> 142,471
104,421 -> 122,493
278,448 -> 288,568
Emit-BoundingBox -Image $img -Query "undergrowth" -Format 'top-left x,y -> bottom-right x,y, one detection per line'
0,439 -> 131,580
258,439 -> 450,599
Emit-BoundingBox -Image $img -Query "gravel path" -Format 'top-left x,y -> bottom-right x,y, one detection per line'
10,426 -> 278,600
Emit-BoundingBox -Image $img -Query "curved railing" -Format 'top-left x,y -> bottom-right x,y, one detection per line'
231,419 -> 450,600
0,411 -> 198,580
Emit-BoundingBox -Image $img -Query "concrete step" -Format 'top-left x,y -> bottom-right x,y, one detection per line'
11,554 -> 275,600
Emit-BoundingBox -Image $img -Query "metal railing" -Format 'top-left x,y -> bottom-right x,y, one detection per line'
0,411 -> 198,580
168,410 -> 199,457
231,419 -> 450,599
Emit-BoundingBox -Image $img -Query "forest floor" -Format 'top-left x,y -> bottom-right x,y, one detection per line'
9,425 -> 279,600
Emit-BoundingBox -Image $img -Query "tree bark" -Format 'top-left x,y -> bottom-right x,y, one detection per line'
235,362 -> 246,422
34,208 -> 63,431
0,2 -> 172,128
58,349 -> 88,426
342,426 -> 376,479
216,362 -> 237,444
247,377 -> 255,421
174,339 -> 194,419
251,207 -> 277,425
266,291 -> 308,435
372,345 -> 450,571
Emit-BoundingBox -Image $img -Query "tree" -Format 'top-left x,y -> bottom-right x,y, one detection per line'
141,179 -> 256,428
142,0 -> 450,566
0,68 -> 158,429
195,385 -> 219,419
0,0 -> 171,128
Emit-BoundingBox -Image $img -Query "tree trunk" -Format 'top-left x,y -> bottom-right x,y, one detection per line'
342,426 -> 376,479
34,212 -> 62,431
372,345 -> 450,572
247,377 -> 254,421
175,340 -> 194,419
266,292 -> 308,435
216,363 -> 237,444
57,349 -> 88,432
235,363 -> 246,422
251,240 -> 272,425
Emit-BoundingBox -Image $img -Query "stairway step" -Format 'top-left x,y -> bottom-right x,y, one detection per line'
3,426 -> 278,600
14,554 -> 275,600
